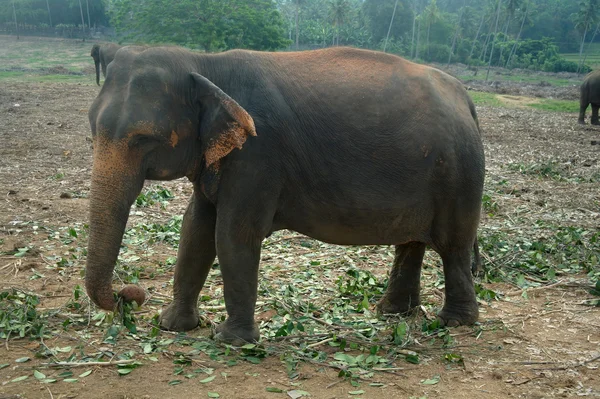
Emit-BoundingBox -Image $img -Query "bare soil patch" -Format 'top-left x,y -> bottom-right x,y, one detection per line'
0,77 -> 599,398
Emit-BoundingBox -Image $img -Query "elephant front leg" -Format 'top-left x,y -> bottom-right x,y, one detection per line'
212,224 -> 262,345
377,242 -> 426,315
159,194 -> 216,331
592,105 -> 600,125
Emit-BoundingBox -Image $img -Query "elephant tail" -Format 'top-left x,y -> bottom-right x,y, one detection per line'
95,58 -> 100,86
471,237 -> 483,276
467,94 -> 482,135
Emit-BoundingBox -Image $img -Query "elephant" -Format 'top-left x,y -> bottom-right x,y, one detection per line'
90,43 -> 122,86
85,45 -> 485,345
579,70 -> 600,125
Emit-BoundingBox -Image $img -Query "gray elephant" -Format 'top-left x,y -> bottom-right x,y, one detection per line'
85,45 -> 485,345
90,43 -> 122,85
579,70 -> 600,124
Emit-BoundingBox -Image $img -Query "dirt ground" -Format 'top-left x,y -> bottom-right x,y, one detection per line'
0,66 -> 599,398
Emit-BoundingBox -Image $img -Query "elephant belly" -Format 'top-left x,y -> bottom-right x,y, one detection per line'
273,197 -> 434,246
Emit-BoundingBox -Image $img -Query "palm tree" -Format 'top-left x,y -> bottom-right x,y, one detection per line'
78,0 -> 86,40
505,0 -> 530,68
410,0 -> 419,58
574,0 -> 599,73
448,1 -> 468,66
384,0 -> 400,52
46,0 -> 52,27
498,0 -> 521,67
415,13 -> 423,59
86,0 -> 91,33
12,0 -> 19,40
329,0 -> 350,46
485,0 -> 502,81
582,22 -> 600,68
469,9 -> 486,60
292,0 -> 305,50
423,0 -> 440,58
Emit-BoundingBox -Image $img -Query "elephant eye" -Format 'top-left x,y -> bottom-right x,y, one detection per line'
128,134 -> 164,149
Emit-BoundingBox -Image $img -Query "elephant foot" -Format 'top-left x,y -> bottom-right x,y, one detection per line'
211,318 -> 259,346
436,302 -> 478,327
578,119 -> 585,125
592,120 -> 600,126
159,303 -> 200,331
377,294 -> 420,315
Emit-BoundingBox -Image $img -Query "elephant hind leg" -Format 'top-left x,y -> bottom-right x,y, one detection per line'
592,104 -> 600,125
377,242 -> 426,315
437,248 -> 478,327
579,102 -> 589,124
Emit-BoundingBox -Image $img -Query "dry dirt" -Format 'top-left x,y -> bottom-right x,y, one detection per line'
0,76 -> 599,399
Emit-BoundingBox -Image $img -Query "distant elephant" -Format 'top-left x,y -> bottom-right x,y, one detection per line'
90,43 -> 122,85
579,70 -> 600,125
85,46 -> 485,345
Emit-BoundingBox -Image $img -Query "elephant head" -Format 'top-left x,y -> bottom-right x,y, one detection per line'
85,48 -> 256,311
90,44 -> 101,86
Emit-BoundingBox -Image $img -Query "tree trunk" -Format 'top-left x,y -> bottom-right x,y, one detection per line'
578,23 -> 589,74
12,0 -> 19,40
410,0 -> 417,58
78,0 -> 86,41
506,3 -> 528,68
448,3 -> 466,66
86,0 -> 91,35
480,22 -> 493,61
485,0 -> 502,82
470,11 -> 485,60
46,0 -> 52,27
582,23 -> 600,71
384,0 -> 399,53
295,3 -> 299,50
497,18 -> 511,68
415,15 -> 422,60
426,22 -> 431,58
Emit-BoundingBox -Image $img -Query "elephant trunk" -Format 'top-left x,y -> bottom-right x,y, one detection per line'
85,162 -> 143,311
95,58 -> 100,86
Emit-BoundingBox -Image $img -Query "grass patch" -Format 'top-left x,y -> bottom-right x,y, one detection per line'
527,99 -> 579,113
0,70 -> 93,84
0,36 -> 96,84
459,73 -> 576,87
468,91 -> 503,107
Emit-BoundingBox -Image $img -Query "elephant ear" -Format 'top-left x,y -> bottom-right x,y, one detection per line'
190,72 -> 256,168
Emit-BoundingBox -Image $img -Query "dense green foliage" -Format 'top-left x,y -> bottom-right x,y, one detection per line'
0,0 -> 109,28
3,0 -> 600,71
109,0 -> 290,51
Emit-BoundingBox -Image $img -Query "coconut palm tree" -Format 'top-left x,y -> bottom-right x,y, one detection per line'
423,0 -> 440,58
292,0 -> 305,50
498,0 -> 521,67
505,0 -> 531,68
485,0 -> 502,81
574,0 -> 599,73
329,0 -> 350,46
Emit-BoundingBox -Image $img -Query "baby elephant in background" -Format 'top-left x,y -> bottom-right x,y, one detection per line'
85,45 -> 485,345
579,70 -> 600,125
90,43 -> 122,86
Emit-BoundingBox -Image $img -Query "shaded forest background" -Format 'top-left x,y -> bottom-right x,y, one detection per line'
1,0 -> 599,73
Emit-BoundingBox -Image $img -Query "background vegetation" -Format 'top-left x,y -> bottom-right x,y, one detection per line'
2,0 -> 600,71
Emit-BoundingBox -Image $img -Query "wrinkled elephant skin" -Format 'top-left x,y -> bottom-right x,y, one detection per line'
86,46 -> 485,345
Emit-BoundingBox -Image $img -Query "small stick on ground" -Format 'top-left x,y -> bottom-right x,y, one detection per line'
43,359 -> 137,368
